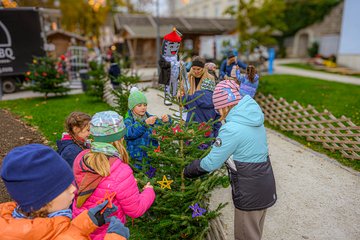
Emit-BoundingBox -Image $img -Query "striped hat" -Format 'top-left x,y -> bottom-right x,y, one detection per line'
212,80 -> 240,110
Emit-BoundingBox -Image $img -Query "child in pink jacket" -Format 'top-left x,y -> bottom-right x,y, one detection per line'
72,111 -> 155,240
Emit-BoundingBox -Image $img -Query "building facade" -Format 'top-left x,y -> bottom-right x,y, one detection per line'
113,14 -> 237,67
284,2 -> 343,58
337,0 -> 360,70
168,0 -> 238,18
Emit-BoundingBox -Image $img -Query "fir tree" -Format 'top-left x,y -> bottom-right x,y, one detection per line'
27,56 -> 70,99
84,61 -> 107,100
130,65 -> 228,239
112,72 -> 140,116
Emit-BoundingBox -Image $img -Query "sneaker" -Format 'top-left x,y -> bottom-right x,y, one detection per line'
164,99 -> 172,106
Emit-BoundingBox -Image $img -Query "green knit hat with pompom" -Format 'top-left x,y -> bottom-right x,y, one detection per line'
128,87 -> 147,110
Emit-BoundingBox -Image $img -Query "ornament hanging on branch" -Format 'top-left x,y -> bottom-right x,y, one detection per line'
157,175 -> 174,189
145,166 -> 156,179
189,203 -> 207,218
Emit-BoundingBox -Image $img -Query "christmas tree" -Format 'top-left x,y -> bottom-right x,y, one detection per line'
112,73 -> 140,116
130,65 -> 228,239
27,56 -> 69,99
84,61 -> 107,100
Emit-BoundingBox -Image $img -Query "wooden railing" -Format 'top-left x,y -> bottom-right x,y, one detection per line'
255,93 -> 360,160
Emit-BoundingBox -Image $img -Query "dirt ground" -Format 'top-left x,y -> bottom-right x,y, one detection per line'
0,109 -> 46,203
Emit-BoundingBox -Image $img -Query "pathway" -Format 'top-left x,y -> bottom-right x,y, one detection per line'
274,59 -> 360,85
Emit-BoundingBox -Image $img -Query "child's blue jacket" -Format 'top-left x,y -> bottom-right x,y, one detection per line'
124,110 -> 170,165
184,95 -> 277,211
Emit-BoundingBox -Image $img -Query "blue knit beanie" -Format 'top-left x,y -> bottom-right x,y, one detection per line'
1,144 -> 74,213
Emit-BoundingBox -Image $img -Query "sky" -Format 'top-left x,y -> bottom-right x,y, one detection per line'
147,0 -> 169,16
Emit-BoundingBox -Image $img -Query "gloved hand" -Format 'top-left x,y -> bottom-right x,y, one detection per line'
184,159 -> 208,178
88,200 -> 118,226
107,216 -> 130,239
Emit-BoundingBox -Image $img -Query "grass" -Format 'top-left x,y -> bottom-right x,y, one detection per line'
259,74 -> 360,125
0,94 -> 111,147
259,74 -> 360,171
282,63 -> 360,78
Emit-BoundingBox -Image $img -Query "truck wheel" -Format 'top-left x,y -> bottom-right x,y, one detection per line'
2,78 -> 17,93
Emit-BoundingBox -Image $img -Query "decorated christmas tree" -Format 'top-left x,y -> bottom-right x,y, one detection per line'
27,56 -> 69,99
130,65 -> 228,239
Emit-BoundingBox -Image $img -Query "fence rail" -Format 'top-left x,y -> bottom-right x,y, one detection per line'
255,93 -> 360,160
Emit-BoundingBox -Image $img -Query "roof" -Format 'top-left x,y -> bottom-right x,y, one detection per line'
114,14 -> 237,39
46,30 -> 87,42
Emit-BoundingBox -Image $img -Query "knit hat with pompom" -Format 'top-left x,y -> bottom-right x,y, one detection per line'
128,87 -> 147,110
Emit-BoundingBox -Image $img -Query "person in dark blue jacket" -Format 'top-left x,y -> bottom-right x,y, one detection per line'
108,57 -> 121,88
124,88 -> 171,169
219,51 -> 247,80
183,78 -> 221,137
184,80 -> 276,240
56,112 -> 91,167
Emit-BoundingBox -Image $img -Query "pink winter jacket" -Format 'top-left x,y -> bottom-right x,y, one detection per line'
72,150 -> 156,240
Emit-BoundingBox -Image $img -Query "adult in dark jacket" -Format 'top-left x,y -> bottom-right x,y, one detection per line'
219,51 -> 247,80
183,78 -> 221,137
184,80 -> 276,240
108,57 -> 121,88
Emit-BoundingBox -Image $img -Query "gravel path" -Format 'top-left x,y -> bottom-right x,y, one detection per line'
210,129 -> 360,240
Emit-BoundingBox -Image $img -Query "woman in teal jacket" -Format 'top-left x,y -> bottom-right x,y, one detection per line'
184,80 -> 276,240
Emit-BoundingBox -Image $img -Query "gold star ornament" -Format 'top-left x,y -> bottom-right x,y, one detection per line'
157,175 -> 173,189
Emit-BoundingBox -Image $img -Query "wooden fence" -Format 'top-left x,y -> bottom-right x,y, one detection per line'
255,93 -> 360,160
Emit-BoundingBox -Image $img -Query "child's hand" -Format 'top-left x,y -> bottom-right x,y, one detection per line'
88,200 -> 118,226
145,116 -> 157,125
161,114 -> 169,122
106,216 -> 130,239
143,182 -> 153,189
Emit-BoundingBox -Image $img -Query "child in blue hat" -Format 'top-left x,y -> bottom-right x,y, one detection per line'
0,144 -> 129,239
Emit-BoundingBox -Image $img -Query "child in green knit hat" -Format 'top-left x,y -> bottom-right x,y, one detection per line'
124,87 -> 171,169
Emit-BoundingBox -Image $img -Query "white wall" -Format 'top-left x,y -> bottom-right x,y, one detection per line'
319,35 -> 339,57
170,0 -> 237,18
338,0 -> 360,70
